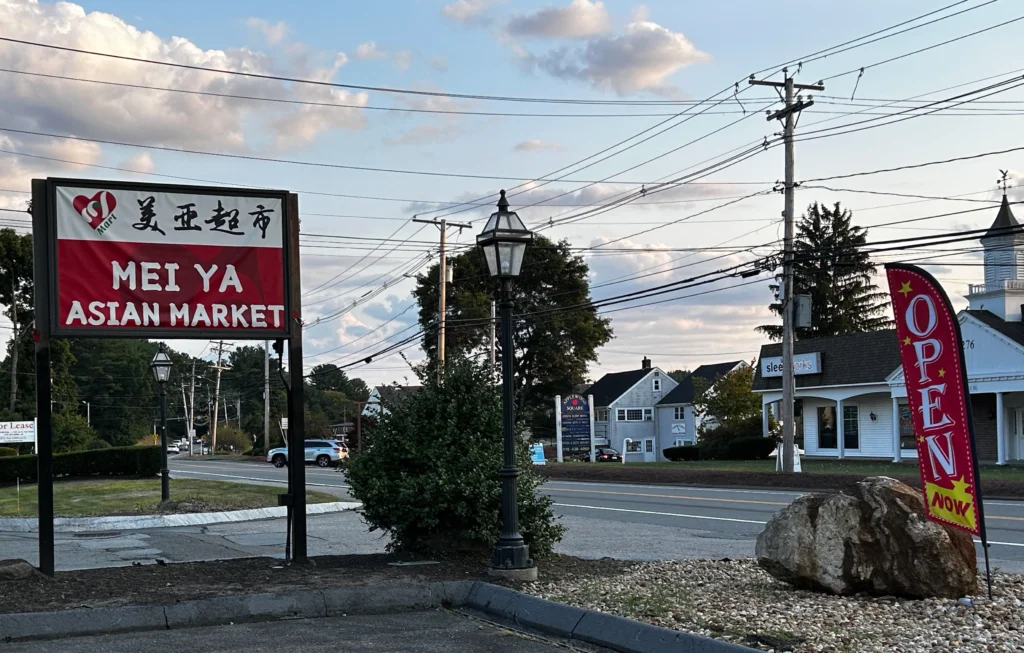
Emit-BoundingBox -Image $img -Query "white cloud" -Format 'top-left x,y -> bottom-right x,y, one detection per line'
245,17 -> 288,44
118,152 -> 156,173
355,41 -> 387,60
514,139 -> 565,152
442,0 -> 491,26
507,0 -> 611,39
392,50 -> 414,71
428,55 -> 449,72
0,1 -> 367,155
630,4 -> 649,22
520,17 -> 709,96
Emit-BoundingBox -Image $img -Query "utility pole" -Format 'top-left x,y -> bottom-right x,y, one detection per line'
189,360 -> 196,436
209,340 -> 231,454
264,340 -> 270,455
490,300 -> 496,368
750,69 -> 823,474
412,217 -> 472,366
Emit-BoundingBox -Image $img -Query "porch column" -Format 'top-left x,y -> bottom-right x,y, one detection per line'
836,398 -> 845,460
997,392 -> 1006,465
891,397 -> 901,463
762,401 -> 769,438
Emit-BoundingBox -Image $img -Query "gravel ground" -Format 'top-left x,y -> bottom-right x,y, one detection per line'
522,558 -> 1024,653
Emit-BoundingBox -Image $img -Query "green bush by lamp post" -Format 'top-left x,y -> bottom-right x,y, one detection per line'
149,344 -> 173,502
476,189 -> 536,577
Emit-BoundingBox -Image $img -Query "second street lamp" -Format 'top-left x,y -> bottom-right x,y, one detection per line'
476,190 -> 536,580
150,344 -> 173,502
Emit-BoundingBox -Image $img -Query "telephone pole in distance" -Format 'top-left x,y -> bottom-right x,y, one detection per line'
209,340 -> 232,454
750,68 -> 823,474
412,217 -> 472,365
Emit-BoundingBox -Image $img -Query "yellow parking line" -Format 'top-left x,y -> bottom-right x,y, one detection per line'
549,487 -> 789,507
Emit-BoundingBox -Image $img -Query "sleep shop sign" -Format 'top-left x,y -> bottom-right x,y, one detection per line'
760,352 -> 821,378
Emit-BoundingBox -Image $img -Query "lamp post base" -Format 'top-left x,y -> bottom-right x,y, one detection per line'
488,565 -> 538,582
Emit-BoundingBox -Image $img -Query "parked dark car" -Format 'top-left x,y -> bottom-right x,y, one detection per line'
596,447 -> 621,462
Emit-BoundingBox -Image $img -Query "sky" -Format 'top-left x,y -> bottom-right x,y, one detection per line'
0,0 -> 1022,386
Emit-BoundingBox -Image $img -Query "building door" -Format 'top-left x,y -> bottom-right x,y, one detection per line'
643,438 -> 656,462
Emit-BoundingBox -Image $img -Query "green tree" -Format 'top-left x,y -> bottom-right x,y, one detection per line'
692,364 -> 761,432
668,369 -> 691,384
757,202 -> 892,340
412,236 -> 612,428
52,409 -> 97,453
346,355 -> 564,555
214,424 -> 251,452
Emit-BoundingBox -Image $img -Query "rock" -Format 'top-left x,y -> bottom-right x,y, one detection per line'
0,558 -> 40,581
755,476 -> 977,599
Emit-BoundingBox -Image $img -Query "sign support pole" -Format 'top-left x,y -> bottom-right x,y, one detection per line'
554,395 -> 563,463
31,178 -> 55,577
588,394 -> 596,463
285,193 -> 307,563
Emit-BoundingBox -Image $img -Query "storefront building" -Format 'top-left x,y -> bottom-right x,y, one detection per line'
752,195 -> 1024,464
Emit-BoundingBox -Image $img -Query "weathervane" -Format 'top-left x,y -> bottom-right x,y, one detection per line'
999,169 -> 1010,195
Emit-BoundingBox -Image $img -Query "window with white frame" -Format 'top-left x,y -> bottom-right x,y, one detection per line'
616,408 -> 653,421
653,377 -> 661,392
673,406 -> 684,420
625,440 -> 643,453
596,408 -> 608,422
645,439 -> 654,453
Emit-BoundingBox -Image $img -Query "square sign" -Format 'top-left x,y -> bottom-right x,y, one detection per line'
46,179 -> 292,338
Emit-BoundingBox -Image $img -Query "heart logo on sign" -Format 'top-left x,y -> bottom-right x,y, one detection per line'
72,191 -> 117,229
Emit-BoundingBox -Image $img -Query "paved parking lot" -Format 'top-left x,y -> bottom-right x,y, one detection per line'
5,611 -> 582,653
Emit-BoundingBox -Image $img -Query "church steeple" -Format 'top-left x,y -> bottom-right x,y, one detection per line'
967,172 -> 1024,321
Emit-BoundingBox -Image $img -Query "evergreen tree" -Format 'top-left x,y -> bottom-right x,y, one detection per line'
758,202 -> 892,340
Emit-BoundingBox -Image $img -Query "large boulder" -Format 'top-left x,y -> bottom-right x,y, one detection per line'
755,476 -> 977,598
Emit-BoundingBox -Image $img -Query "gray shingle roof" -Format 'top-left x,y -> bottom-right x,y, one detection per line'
982,195 -> 1020,240
657,361 -> 743,406
964,310 -> 1024,347
373,385 -> 422,405
586,369 -> 650,407
752,330 -> 900,391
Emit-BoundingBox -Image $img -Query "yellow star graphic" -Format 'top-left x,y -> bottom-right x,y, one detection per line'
938,368 -> 946,378
917,434 -> 926,444
902,336 -> 911,346
898,281 -> 913,297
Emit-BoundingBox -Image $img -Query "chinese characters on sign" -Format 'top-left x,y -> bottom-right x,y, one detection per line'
886,264 -> 981,536
53,184 -> 288,336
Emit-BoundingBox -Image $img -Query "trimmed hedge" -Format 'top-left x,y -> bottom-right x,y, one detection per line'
0,446 -> 18,458
724,436 -> 778,460
0,446 -> 161,483
663,445 -> 701,461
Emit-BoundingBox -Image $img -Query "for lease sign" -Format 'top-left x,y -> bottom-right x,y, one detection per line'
50,182 -> 290,337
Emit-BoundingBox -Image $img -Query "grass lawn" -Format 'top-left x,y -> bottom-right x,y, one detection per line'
559,459 -> 1024,480
0,478 -> 338,517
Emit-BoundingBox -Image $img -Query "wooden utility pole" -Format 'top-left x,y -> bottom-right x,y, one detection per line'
750,69 -> 823,474
209,340 -> 231,453
412,217 -> 472,365
352,400 -> 368,452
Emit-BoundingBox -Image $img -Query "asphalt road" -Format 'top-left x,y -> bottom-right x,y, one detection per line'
4,611 -> 574,653
167,457 -> 1024,571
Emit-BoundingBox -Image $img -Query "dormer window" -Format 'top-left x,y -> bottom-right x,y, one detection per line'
653,377 -> 661,392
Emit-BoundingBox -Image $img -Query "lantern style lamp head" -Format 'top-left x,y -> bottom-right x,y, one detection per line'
477,190 -> 534,278
150,344 -> 172,385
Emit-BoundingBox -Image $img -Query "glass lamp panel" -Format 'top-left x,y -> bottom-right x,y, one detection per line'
483,244 -> 499,277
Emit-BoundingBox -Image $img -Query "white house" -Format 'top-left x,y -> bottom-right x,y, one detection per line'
752,194 -> 1024,464
655,361 -> 745,453
361,385 -> 422,418
587,357 -> 677,462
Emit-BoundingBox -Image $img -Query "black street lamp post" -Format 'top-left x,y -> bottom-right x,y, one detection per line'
477,190 -> 536,580
150,344 -> 173,502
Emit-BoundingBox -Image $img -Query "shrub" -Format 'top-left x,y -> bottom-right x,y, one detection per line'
724,436 -> 778,460
0,446 -> 18,458
86,439 -> 113,450
53,410 -> 97,453
214,425 -> 251,453
663,445 -> 700,461
699,414 -> 765,460
0,446 -> 161,483
346,355 -> 564,556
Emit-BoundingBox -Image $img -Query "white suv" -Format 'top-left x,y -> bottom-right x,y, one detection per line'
267,440 -> 349,468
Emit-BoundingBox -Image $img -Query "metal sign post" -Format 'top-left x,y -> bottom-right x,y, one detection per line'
31,178 -> 303,575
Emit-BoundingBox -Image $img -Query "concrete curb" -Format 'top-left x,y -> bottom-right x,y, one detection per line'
0,501 -> 361,533
0,580 -> 755,651
464,583 -> 756,653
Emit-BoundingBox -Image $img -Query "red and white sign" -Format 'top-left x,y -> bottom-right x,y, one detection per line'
886,263 -> 982,536
52,183 -> 289,336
